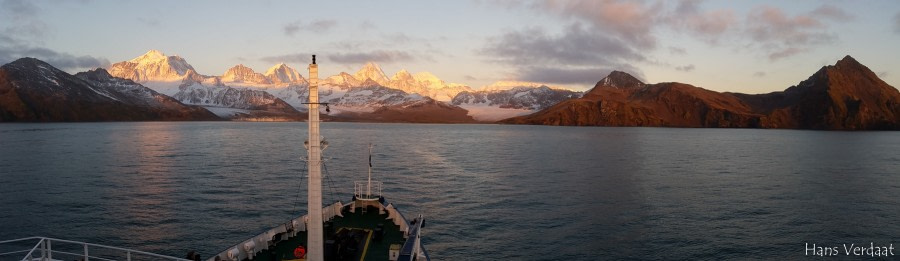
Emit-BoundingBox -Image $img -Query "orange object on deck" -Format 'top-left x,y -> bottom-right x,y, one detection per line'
293,245 -> 306,259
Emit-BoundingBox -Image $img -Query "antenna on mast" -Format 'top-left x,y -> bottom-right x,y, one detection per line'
367,144 -> 373,199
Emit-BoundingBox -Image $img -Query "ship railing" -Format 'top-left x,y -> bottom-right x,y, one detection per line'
0,236 -> 190,261
207,201 -> 344,261
397,215 -> 428,261
383,203 -> 410,237
354,181 -> 383,200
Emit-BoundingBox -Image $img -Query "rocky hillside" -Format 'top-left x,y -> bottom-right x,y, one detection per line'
334,99 -> 476,123
732,56 -> 900,130
0,58 -> 219,121
502,56 -> 900,130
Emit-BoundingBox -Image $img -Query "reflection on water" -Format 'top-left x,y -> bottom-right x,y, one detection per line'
105,123 -> 181,250
0,123 -> 898,260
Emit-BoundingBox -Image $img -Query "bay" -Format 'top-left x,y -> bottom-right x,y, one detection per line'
1,122 -> 898,260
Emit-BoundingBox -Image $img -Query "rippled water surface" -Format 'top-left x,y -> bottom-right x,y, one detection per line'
1,122 -> 899,260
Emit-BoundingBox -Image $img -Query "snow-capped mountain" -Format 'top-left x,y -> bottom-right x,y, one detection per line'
220,63 -> 309,87
107,50 -> 303,119
266,63 -> 307,85
175,81 -> 295,112
104,50 -> 568,122
384,70 -> 473,101
275,80 -> 428,114
107,50 -> 195,94
428,83 -> 472,102
327,62 -> 473,102
452,82 -> 582,121
0,57 -> 218,121
353,62 -> 390,86
325,72 -> 362,88
388,69 -> 419,90
324,85 -> 427,112
290,62 -> 571,120
172,71 -> 302,119
479,81 -> 567,92
413,72 -> 445,90
222,64 -> 272,85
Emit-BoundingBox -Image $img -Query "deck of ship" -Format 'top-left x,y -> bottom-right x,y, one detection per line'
249,205 -> 405,261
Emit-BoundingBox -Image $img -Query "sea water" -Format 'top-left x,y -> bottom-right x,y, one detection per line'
1,122 -> 898,259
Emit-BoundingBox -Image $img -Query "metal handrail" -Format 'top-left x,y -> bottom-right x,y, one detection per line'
354,180 -> 383,199
0,236 -> 191,261
207,201 -> 345,261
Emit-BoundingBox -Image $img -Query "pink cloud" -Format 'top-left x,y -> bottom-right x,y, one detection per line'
746,5 -> 840,60
669,0 -> 736,43
541,0 -> 663,48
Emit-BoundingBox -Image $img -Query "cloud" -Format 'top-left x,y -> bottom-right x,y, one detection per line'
538,0 -> 663,49
675,64 -> 695,72
535,0 -> 738,48
0,1 -> 107,71
1,0 -> 38,17
359,20 -> 377,30
260,53 -> 314,64
327,50 -> 415,64
480,22 -> 646,85
0,45 -> 110,71
308,20 -> 337,32
895,12 -> 900,34
283,19 -> 337,36
1,0 -> 47,39
747,7 -> 829,44
482,23 -> 645,66
381,32 -> 413,44
517,66 -> 621,85
746,5 -> 842,61
811,4 -> 854,22
668,46 -> 687,55
669,0 -> 736,44
484,0 -> 742,85
137,17 -> 160,27
283,24 -> 300,36
767,47 -> 805,61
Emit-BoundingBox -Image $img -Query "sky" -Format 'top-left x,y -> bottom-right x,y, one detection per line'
1,0 -> 899,93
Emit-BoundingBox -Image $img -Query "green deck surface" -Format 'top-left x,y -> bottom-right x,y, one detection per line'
249,205 -> 405,261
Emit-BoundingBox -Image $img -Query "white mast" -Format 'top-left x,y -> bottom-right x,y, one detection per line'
306,55 -> 324,261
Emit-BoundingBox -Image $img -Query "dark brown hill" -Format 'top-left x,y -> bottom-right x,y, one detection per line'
733,56 -> 900,129
503,71 -> 762,127
334,99 -> 476,123
502,56 -> 900,130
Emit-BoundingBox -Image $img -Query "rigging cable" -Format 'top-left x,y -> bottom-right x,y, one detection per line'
322,160 -> 339,205
293,157 -> 307,220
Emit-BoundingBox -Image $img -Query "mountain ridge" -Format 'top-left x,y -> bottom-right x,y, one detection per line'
0,57 -> 219,121
502,55 -> 900,130
10,50 -> 896,128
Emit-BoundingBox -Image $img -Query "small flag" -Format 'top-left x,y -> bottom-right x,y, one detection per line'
369,153 -> 372,167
